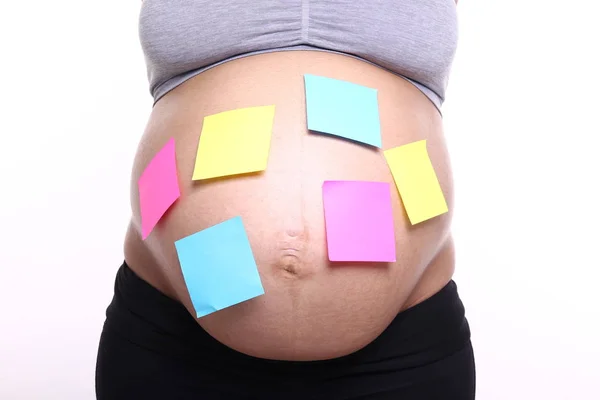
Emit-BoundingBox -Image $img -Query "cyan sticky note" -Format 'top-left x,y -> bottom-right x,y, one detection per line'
304,74 -> 382,148
322,181 -> 396,262
174,216 -> 265,318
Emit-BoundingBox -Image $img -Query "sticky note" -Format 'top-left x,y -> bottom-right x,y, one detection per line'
304,74 -> 381,148
174,216 -> 265,318
384,140 -> 448,225
192,105 -> 275,180
138,138 -> 181,240
322,181 -> 396,262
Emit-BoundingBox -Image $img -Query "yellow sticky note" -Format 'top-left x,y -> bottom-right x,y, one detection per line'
384,140 -> 448,225
192,105 -> 275,180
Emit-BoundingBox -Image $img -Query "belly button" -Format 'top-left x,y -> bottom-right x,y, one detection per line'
278,252 -> 301,276
276,230 -> 309,277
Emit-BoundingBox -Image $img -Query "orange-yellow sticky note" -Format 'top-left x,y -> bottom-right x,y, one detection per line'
384,140 -> 448,225
192,105 -> 275,180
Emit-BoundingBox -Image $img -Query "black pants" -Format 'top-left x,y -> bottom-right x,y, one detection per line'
96,262 -> 476,399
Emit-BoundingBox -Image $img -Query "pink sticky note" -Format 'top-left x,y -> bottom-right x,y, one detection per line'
138,138 -> 181,240
322,181 -> 396,262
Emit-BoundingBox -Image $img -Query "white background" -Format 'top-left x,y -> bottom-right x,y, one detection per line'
1,1 -> 599,399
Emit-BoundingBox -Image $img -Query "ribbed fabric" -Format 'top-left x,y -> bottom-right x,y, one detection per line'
139,0 -> 458,111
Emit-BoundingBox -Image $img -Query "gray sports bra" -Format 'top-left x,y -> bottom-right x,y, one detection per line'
139,0 -> 458,111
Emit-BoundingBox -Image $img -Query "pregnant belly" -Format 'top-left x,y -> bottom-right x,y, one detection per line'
125,51 -> 455,361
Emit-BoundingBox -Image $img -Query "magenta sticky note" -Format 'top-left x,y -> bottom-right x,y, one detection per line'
138,138 -> 181,240
322,181 -> 396,262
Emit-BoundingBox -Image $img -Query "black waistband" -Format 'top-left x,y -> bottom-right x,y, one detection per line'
103,261 -> 470,377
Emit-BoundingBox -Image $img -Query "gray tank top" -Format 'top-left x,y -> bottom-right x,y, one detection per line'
139,0 -> 458,111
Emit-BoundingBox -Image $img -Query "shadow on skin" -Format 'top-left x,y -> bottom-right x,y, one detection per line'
191,170 -> 265,185
327,261 -> 392,270
308,129 -> 381,153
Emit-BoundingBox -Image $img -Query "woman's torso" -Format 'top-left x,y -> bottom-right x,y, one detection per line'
124,50 -> 455,361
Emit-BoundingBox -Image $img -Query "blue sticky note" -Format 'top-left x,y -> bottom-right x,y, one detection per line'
304,74 -> 382,148
174,216 -> 265,318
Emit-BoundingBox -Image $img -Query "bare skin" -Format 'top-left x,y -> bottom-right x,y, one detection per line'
124,51 -> 456,361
